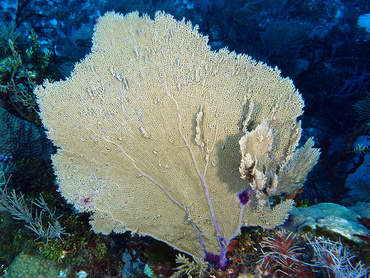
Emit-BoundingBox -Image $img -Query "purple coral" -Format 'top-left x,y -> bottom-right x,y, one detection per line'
238,189 -> 250,205
205,249 -> 229,270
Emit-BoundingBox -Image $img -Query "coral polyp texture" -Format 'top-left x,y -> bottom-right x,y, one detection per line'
34,11 -> 320,264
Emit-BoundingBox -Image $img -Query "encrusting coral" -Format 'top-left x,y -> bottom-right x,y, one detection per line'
0,106 -> 53,160
34,11 -> 320,268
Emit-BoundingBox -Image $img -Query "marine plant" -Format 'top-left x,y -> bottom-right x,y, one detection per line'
0,28 -> 53,124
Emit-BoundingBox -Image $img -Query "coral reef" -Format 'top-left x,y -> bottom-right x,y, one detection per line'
0,0 -> 368,276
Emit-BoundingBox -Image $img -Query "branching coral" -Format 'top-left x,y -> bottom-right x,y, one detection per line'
354,92 -> 370,124
307,236 -> 369,278
0,188 -> 67,241
257,229 -> 313,277
171,254 -> 209,278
